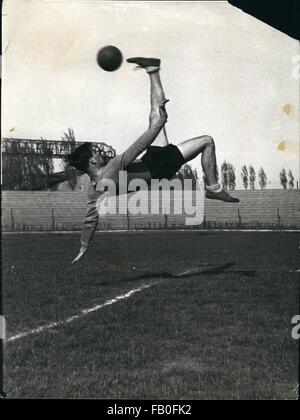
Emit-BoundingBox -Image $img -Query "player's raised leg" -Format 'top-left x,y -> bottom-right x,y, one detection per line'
127,57 -> 169,147
148,71 -> 169,146
177,135 -> 240,203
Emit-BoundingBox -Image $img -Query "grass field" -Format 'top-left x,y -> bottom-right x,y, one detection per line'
2,231 -> 299,400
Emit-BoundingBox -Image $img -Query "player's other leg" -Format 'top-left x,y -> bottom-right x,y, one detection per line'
177,136 -> 240,203
127,57 -> 169,147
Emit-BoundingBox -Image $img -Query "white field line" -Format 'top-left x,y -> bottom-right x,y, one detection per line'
5,282 -> 160,343
3,229 -> 300,235
4,264 -> 299,343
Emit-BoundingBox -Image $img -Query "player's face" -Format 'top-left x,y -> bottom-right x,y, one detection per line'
91,146 -> 106,167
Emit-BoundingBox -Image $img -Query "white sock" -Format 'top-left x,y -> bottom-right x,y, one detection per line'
206,183 -> 222,193
146,66 -> 160,74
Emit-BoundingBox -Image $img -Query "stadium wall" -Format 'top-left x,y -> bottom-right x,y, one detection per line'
2,190 -> 300,231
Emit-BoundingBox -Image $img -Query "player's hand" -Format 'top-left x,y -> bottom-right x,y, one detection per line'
72,246 -> 88,264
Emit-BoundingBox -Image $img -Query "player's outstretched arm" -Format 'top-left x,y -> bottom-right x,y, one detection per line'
72,246 -> 88,264
72,198 -> 99,264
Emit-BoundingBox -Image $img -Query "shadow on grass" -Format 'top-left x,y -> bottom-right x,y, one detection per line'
100,262 -> 237,286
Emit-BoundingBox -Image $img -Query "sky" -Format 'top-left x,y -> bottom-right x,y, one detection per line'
2,0 -> 300,188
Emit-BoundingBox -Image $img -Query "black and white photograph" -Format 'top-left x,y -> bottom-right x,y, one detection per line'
1,0 -> 299,402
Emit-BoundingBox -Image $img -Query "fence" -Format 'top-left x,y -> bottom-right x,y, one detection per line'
2,190 -> 300,231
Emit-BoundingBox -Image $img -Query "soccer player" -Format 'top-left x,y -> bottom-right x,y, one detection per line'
67,57 -> 239,264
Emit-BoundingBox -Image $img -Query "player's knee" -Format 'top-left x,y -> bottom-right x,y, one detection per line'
203,135 -> 215,148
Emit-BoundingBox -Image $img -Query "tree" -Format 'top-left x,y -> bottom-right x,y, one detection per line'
249,166 -> 256,190
2,138 -> 55,190
288,170 -> 294,189
258,167 -> 267,190
280,169 -> 288,190
193,168 -> 198,180
175,164 -> 198,189
216,165 -> 220,183
221,161 -> 229,191
176,164 -> 194,180
61,128 -> 78,190
219,161 -> 236,191
241,165 -> 248,190
227,164 -> 236,191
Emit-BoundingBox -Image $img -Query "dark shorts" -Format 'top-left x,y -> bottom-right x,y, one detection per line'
141,144 -> 185,180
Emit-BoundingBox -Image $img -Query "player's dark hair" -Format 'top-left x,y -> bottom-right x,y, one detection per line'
65,143 -> 92,172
